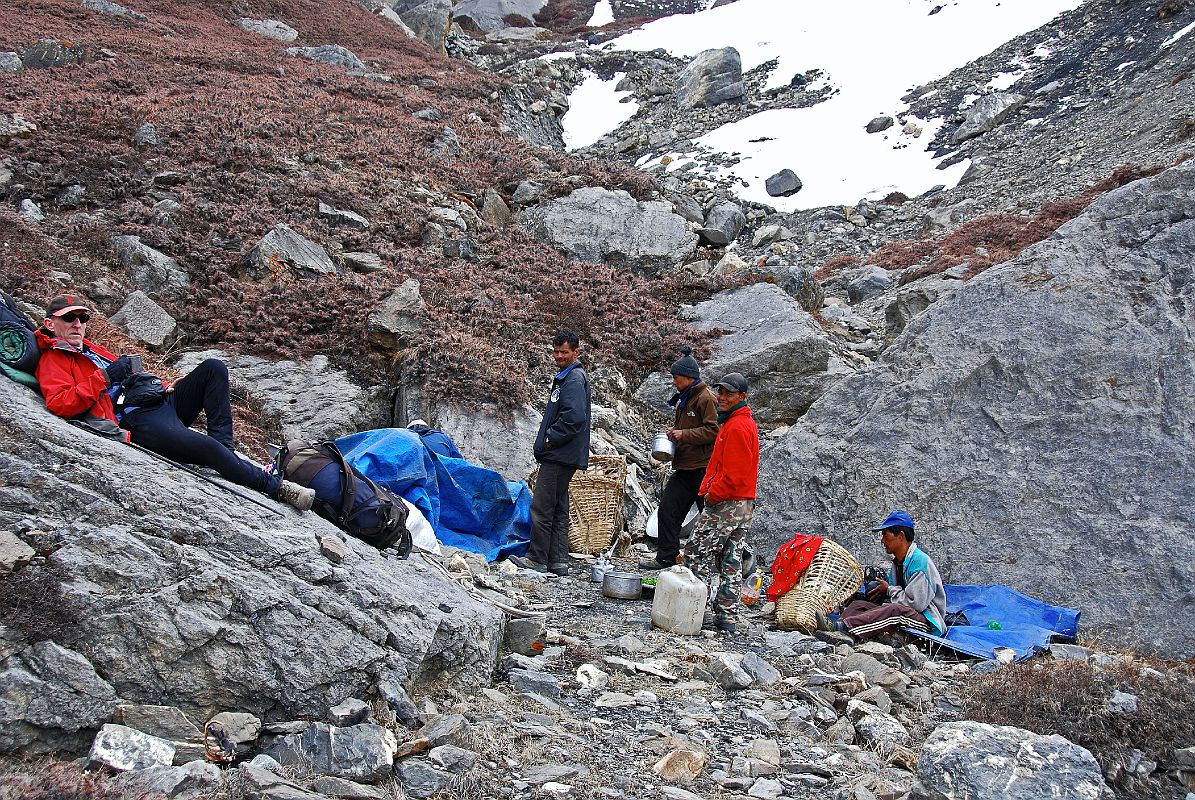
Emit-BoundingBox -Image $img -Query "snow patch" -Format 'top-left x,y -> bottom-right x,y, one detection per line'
1163,19 -> 1195,48
562,71 -> 639,150
588,0 -> 614,27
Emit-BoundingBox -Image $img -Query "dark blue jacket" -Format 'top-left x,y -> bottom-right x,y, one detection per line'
409,424 -> 464,460
534,362 -> 591,470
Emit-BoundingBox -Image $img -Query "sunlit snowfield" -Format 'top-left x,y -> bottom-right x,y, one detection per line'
566,0 -> 1087,209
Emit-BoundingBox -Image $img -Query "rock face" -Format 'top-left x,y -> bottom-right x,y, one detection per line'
435,403 -> 542,481
755,161 -> 1195,658
0,378 -> 504,753
172,349 -> 386,442
913,721 -> 1108,800
454,0 -> 547,31
676,47 -> 744,109
952,92 -> 1026,143
681,283 -> 854,425
520,187 -> 698,273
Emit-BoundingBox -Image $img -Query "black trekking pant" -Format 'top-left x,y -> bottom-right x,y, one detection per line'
528,461 -> 577,565
657,467 -> 706,566
121,359 -> 278,496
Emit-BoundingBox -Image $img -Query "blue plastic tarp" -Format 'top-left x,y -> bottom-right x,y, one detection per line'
334,429 -> 531,562
904,584 -> 1080,662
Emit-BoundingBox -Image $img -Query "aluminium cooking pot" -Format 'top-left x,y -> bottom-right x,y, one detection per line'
651,431 -> 675,462
602,570 -> 643,600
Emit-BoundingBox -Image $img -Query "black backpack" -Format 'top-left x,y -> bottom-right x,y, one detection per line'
276,440 -> 412,556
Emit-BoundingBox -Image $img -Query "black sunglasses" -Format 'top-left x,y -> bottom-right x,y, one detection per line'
59,312 -> 90,324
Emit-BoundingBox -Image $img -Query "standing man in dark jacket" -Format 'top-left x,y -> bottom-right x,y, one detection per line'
641,346 -> 719,571
511,330 -> 591,576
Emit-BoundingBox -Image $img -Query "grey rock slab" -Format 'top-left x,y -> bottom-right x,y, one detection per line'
1049,644 -> 1093,662
83,0 -> 147,19
238,763 -> 327,800
173,349 -> 383,442
740,652 -> 781,686
480,189 -> 512,227
342,252 -> 385,273
669,192 -> 705,223
265,722 -> 395,783
114,704 -> 201,741
765,169 -> 803,197
754,160 -> 1195,658
677,47 -> 744,109
697,201 -> 746,246
884,275 -> 957,343
367,278 -> 425,351
418,713 -> 470,747
395,759 -> 454,799
434,402 -> 540,480
525,764 -> 584,785
89,723 -> 176,771
504,616 -> 545,656
512,180 -> 543,205
310,776 -> 388,799
132,122 -> 158,148
508,668 -> 561,699
398,0 -> 453,54
328,698 -> 370,727
0,640 -> 118,753
454,0 -> 547,31
1107,690 -> 1137,714
18,199 -> 44,222
913,721 -> 1108,800
0,531 -> 35,577
318,201 -> 369,229
594,691 -> 637,708
110,291 -> 177,350
952,92 -> 1027,143
115,761 -> 222,799
22,39 -> 84,68
428,743 -> 477,773
109,235 -> 190,299
682,282 -> 853,424
709,652 -> 753,690
847,265 -> 895,304
245,223 -> 338,277
866,115 -> 895,133
285,45 -> 366,73
0,377 -> 504,726
520,186 -> 697,273
853,709 -> 909,747
0,52 -> 21,73
235,18 -> 299,42
747,778 -> 783,799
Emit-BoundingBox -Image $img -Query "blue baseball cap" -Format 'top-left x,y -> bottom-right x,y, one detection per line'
873,510 -> 915,531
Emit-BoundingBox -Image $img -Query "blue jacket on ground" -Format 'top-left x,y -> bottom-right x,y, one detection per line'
533,362 -> 591,470
408,423 -> 464,460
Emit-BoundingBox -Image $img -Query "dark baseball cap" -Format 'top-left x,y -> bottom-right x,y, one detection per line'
712,372 -> 749,393
46,294 -> 91,317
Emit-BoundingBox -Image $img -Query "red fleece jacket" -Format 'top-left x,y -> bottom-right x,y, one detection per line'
35,329 -> 119,425
698,404 -> 759,503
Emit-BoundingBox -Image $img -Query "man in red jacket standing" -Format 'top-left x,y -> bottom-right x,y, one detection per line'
681,372 -> 759,634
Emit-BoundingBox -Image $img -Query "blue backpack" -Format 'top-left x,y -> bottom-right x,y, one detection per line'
276,440 -> 412,556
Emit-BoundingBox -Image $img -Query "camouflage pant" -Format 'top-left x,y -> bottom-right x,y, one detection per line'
682,499 -> 753,620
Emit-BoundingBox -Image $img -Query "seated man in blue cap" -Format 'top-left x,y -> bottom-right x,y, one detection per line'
818,510 -> 946,640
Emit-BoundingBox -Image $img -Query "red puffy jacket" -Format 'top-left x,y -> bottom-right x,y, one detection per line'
699,404 -> 759,503
35,329 -> 119,426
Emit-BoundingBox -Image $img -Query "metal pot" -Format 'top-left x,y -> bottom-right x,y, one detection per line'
602,570 -> 643,600
651,431 -> 675,462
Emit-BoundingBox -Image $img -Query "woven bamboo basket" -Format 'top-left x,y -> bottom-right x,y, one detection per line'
529,454 -> 627,554
776,538 -> 864,633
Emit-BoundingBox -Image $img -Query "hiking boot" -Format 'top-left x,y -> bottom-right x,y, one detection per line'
814,609 -> 846,633
717,618 -> 737,635
509,555 -> 548,573
702,612 -> 717,630
813,629 -> 855,646
638,557 -> 670,572
546,562 -> 571,576
277,480 -> 315,512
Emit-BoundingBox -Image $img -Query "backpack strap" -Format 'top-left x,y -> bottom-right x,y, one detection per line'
319,442 -> 359,525
279,440 -> 335,487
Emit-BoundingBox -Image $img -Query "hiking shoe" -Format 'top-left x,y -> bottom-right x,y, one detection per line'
814,609 -> 846,633
277,480 -> 315,512
814,629 -> 855,646
717,618 -> 737,634
638,557 -> 670,572
546,562 -> 571,576
702,612 -> 717,630
509,555 -> 548,573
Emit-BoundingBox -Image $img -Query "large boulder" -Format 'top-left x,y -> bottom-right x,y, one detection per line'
395,0 -> 453,54
435,403 -> 542,481
755,161 -> 1195,658
952,92 -> 1026,144
676,47 -> 744,109
680,283 -> 854,425
109,291 -> 178,350
172,349 -> 387,442
697,202 -> 745,247
520,187 -> 697,273
0,378 -> 504,753
244,224 -> 338,278
454,0 -> 547,31
913,721 -> 1108,800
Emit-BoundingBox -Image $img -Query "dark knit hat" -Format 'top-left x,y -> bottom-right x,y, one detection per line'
670,346 -> 700,379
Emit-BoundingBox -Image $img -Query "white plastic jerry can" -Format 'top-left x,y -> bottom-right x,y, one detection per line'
651,566 -> 707,636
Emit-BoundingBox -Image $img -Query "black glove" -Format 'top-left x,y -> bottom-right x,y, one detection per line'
104,355 -> 135,386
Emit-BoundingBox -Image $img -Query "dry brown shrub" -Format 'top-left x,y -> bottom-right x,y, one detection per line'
0,563 -> 84,647
0,758 -> 143,800
813,254 -> 859,280
962,658 -> 1195,800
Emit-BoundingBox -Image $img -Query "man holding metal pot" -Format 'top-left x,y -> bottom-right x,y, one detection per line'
641,346 -> 719,571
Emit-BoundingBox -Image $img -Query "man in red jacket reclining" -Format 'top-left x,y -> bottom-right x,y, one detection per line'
681,372 -> 759,635
35,294 -> 313,511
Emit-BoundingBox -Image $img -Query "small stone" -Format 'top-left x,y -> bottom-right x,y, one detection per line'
309,776 -> 387,799
328,698 -> 370,727
396,759 -> 453,799
1107,690 -> 1138,714
342,252 -> 385,273
740,652 -> 781,685
235,18 -> 300,42
1049,643 -> 1093,662
508,668 -> 561,699
747,777 -> 784,799
617,634 -> 648,656
319,535 -> 348,564
18,199 -> 44,222
765,169 -> 802,197
413,108 -> 445,121
0,52 -> 21,73
709,652 -> 753,690
652,748 -> 706,784
0,532 -> 36,577
428,744 -> 477,774
594,691 -> 637,708
418,713 -> 470,747
865,115 -> 894,133
206,712 -> 261,754
512,181 -> 543,205
524,764 -> 582,785
318,201 -> 370,229
504,617 -> 545,656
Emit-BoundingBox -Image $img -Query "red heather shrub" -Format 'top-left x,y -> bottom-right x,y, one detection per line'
0,0 -> 711,411
813,254 -> 859,280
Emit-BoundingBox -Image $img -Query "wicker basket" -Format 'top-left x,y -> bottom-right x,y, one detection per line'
529,455 -> 627,554
776,538 -> 864,633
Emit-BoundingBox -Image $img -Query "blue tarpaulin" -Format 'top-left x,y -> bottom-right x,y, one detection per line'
334,429 -> 531,562
904,584 -> 1080,662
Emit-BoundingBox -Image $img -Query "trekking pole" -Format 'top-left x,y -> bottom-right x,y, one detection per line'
127,441 -> 285,518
